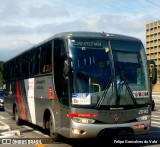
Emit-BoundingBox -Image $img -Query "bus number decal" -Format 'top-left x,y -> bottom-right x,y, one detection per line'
138,109 -> 148,115
133,91 -> 149,98
72,93 -> 91,105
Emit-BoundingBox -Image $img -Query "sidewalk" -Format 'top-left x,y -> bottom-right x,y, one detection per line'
0,120 -> 20,138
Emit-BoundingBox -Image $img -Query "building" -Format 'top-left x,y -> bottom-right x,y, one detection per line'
146,20 -> 160,91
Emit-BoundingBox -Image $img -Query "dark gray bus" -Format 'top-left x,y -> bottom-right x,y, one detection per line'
3,32 -> 157,141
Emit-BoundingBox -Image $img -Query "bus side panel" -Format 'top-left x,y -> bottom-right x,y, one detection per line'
4,80 -> 29,121
24,78 -> 36,124
15,79 -> 31,122
33,75 -> 55,128
4,75 -> 61,130
33,75 -> 70,137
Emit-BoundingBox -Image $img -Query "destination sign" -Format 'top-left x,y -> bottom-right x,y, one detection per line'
71,40 -> 103,48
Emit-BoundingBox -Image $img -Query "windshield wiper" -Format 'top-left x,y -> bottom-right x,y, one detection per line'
95,74 -> 113,109
118,71 -> 137,106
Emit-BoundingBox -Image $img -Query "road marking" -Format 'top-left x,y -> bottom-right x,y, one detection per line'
152,119 -> 160,123
0,120 -> 11,131
151,122 -> 160,126
152,116 -> 160,119
152,95 -> 160,97
35,144 -> 47,147
23,125 -> 50,137
0,116 -> 12,119
152,112 -> 160,115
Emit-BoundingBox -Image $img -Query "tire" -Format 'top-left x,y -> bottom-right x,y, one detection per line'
49,116 -> 60,142
14,107 -> 22,125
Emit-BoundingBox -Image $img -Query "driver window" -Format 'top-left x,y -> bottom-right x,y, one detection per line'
54,39 -> 69,106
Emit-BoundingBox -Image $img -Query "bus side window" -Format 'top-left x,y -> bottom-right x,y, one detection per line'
40,43 -> 52,73
43,65 -> 51,73
10,60 -> 15,80
21,54 -> 30,78
15,58 -> 21,78
31,49 -> 40,75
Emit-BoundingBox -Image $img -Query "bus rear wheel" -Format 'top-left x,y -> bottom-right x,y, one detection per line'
14,107 -> 22,125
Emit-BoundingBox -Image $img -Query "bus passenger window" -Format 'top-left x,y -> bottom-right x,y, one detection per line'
40,43 -> 52,73
21,55 -> 30,78
32,50 -> 40,75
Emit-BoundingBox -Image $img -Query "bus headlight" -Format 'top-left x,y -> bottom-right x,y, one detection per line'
72,117 -> 95,124
136,115 -> 151,121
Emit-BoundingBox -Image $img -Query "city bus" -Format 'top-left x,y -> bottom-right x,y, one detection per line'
3,31 -> 157,141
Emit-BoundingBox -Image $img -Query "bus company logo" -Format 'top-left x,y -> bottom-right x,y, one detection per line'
114,116 -> 119,123
68,113 -> 95,118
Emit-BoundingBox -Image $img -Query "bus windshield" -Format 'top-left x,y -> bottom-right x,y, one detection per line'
69,39 -> 150,109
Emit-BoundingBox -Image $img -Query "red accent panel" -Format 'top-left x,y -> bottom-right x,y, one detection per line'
16,81 -> 25,120
69,113 -> 94,118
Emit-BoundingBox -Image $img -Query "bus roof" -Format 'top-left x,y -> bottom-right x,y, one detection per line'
5,31 -> 141,63
53,31 -> 140,41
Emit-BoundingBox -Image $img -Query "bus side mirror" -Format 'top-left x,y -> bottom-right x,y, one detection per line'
63,59 -> 71,79
151,67 -> 157,85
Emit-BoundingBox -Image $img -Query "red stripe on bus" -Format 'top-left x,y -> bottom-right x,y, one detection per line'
16,81 -> 25,120
69,113 -> 94,118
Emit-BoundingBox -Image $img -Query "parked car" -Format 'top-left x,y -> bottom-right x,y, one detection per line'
0,89 -> 4,110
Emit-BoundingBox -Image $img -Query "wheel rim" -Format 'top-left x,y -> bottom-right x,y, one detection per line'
49,117 -> 57,139
15,108 -> 18,123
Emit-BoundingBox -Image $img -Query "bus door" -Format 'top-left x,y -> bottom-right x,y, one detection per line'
53,39 -> 70,135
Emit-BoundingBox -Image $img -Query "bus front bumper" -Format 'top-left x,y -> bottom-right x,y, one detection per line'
70,119 -> 151,138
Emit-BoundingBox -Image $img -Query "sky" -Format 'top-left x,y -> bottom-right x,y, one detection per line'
0,0 -> 160,61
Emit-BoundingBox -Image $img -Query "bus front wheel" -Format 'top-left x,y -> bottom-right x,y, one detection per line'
49,116 -> 60,141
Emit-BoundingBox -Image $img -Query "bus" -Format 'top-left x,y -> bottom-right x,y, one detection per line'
3,31 -> 157,140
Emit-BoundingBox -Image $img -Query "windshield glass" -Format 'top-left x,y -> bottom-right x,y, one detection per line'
69,38 -> 150,109
111,40 -> 150,106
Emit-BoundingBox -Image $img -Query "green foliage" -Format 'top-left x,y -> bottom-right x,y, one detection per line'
0,72 -> 2,80
0,61 -> 4,72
